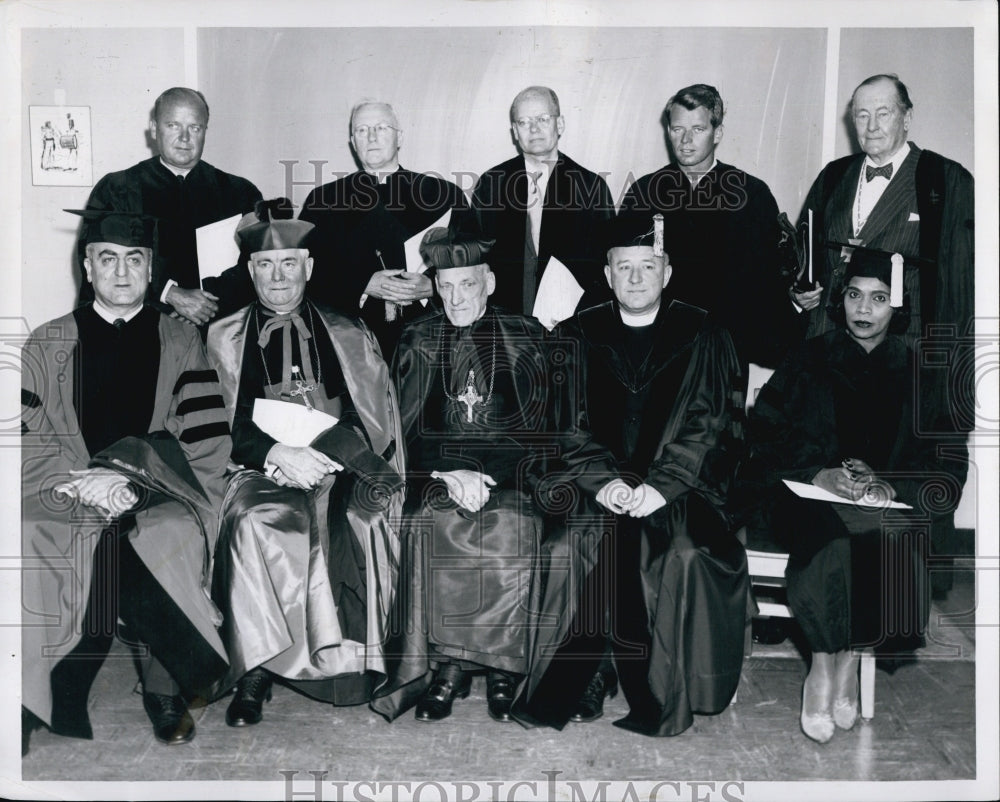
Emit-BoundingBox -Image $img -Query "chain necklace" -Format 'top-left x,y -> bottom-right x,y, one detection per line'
439,311 -> 497,422
256,303 -> 322,406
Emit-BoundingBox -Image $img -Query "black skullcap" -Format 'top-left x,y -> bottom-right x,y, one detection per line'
418,227 -> 495,270
66,209 -> 158,249
604,213 -> 665,257
236,198 -> 314,254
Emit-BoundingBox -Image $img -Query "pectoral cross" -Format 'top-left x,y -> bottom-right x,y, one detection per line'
456,369 -> 483,422
290,365 -> 317,411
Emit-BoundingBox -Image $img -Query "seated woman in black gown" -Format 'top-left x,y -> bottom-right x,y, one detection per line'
738,248 -> 968,743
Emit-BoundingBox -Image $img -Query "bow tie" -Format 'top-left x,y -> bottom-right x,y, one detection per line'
865,163 -> 893,182
257,307 -> 318,399
257,310 -> 311,348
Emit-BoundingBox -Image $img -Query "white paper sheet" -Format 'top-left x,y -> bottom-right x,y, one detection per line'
782,479 -> 912,509
252,398 -> 338,447
196,213 -> 242,284
531,256 -> 584,331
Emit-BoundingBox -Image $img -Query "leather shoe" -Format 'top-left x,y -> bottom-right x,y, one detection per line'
570,668 -> 619,723
226,668 -> 273,727
142,692 -> 195,745
486,672 -> 517,722
415,664 -> 471,722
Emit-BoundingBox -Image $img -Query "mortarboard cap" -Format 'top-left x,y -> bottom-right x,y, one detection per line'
418,227 -> 495,270
833,242 -> 911,308
66,209 -> 158,249
604,213 -> 665,257
236,198 -> 314,254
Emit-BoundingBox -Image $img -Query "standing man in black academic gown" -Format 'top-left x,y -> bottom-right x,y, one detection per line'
83,87 -> 263,325
299,100 -> 469,361
516,214 -> 749,737
471,85 -> 616,321
619,84 -> 795,369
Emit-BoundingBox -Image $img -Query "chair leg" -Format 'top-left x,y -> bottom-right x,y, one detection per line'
860,649 -> 875,720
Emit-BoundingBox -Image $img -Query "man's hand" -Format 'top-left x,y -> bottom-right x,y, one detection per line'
362,270 -> 433,304
595,479 -> 667,517
166,286 -> 220,326
432,469 -> 497,512
791,284 -> 824,312
813,460 -> 897,503
266,445 -> 343,490
60,468 -> 138,519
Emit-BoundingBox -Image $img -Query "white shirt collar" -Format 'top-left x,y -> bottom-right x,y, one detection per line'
160,158 -> 194,178
684,158 -> 718,187
618,303 -> 660,328
364,165 -> 401,184
92,299 -> 144,325
864,142 -> 910,174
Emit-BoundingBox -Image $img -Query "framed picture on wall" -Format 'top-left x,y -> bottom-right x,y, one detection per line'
29,105 -> 93,186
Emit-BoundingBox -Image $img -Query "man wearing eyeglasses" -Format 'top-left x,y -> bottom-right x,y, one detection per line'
471,86 -> 616,323
300,100 -> 469,361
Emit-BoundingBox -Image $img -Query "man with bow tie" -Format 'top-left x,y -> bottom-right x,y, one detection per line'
206,199 -> 404,727
793,74 -> 974,351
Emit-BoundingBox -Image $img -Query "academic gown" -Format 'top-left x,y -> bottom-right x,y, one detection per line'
299,167 -> 470,361
470,152 -> 617,315
21,309 -> 233,726
737,329 -> 969,654
515,300 -> 749,736
370,307 -> 617,721
83,157 -> 263,316
618,161 -> 797,369
207,302 -> 405,703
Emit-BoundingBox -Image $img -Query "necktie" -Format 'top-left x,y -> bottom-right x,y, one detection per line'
526,171 -> 543,254
865,163 -> 893,182
257,309 -> 317,397
113,318 -> 125,330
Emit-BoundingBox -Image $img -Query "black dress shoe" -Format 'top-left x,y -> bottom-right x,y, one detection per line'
486,671 -> 517,722
226,668 -> 273,727
752,618 -> 789,645
22,707 -> 43,756
142,692 -> 195,745
415,664 -> 471,722
570,668 -> 619,723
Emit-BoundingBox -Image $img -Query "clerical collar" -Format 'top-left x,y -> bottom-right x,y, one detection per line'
159,158 -> 194,178
682,159 -> 718,187
91,299 -> 144,325
618,303 -> 660,328
362,165 -> 401,185
864,142 -> 910,174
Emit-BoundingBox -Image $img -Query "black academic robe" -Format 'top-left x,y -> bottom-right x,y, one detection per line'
737,329 -> 968,654
618,162 -> 797,368
369,307 -> 617,721
299,167 -> 470,360
471,152 -> 616,315
83,157 -> 263,315
515,300 -> 748,736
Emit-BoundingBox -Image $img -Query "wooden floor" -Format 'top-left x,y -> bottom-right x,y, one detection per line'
20,571 -> 979,786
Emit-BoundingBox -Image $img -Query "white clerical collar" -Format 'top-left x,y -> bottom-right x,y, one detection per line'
683,158 -> 718,187
618,303 -> 660,327
159,158 -> 194,178
864,142 -> 910,174
92,299 -> 143,325
364,165 -> 401,184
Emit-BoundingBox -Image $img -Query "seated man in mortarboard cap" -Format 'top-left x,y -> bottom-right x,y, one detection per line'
206,198 -> 404,727
21,209 -> 233,752
737,246 -> 968,744
513,213 -> 749,736
370,227 -> 620,726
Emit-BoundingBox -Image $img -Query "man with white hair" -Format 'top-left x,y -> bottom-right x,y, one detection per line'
300,100 -> 469,360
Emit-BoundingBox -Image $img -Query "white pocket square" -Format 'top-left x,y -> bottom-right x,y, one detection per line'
908,212 -> 920,222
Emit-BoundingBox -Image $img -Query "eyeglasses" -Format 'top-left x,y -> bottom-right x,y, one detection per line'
513,114 -> 555,129
352,123 -> 398,138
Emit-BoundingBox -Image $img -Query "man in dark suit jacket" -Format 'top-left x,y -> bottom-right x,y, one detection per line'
618,84 -> 796,369
84,87 -> 263,325
793,74 -> 974,353
471,86 -> 616,320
